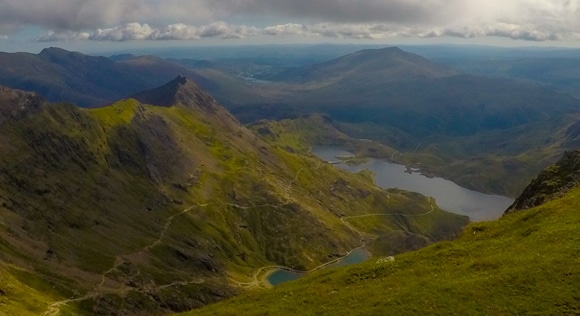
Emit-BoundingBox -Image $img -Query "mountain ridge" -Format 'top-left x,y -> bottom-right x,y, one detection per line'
131,75 -> 220,112
0,80 -> 467,315
0,48 -> 215,107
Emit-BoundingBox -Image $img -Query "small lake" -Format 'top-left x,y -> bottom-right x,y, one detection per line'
312,146 -> 514,222
267,270 -> 304,286
267,248 -> 370,286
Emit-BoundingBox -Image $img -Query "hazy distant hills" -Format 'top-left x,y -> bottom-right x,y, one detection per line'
257,47 -> 580,137
268,47 -> 459,84
0,79 -> 467,315
438,57 -> 580,97
225,47 -> 580,196
0,47 -> 214,107
2,46 -> 580,196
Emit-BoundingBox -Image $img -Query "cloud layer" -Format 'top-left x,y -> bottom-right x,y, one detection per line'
1,0 -> 579,42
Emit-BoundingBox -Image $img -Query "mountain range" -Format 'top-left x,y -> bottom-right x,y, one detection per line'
0,47 -> 214,107
4,46 -> 580,198
0,44 -> 579,315
0,78 -> 467,315
225,47 -> 580,196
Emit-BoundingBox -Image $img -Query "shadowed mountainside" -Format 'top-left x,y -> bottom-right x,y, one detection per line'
0,48 -> 215,107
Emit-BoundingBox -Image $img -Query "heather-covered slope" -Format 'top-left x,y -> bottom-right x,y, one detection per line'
0,80 -> 467,315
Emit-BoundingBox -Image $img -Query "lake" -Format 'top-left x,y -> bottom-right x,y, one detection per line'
312,146 -> 514,222
266,248 -> 370,286
267,270 -> 304,286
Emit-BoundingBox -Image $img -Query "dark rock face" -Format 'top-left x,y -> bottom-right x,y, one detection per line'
0,86 -> 44,125
506,150 -> 580,213
131,76 -> 221,113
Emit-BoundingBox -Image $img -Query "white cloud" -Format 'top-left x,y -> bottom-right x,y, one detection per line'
42,22 -> 259,41
90,23 -> 155,41
36,19 -> 580,43
38,30 -> 89,42
263,24 -> 309,36
4,0 -> 580,43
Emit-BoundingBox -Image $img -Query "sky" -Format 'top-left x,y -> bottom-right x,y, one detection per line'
1,0 -> 580,53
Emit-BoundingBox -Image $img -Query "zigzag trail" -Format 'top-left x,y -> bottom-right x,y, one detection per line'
41,203 -> 212,315
39,163 -> 296,315
40,160 -> 436,314
230,160 -> 438,290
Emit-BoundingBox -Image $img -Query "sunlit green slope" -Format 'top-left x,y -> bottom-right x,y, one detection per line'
187,151 -> 580,316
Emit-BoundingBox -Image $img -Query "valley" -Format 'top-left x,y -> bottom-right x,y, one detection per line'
1,46 -> 578,197
312,146 -> 513,221
0,43 -> 579,315
0,76 -> 467,315
188,152 -> 580,315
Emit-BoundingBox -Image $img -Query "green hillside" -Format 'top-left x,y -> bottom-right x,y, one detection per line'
0,80 -> 467,315
186,151 -> 580,316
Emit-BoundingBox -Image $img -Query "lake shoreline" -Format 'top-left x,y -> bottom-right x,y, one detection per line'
311,146 -> 514,222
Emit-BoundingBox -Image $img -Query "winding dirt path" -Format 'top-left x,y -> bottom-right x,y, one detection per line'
41,203 -> 213,315
231,194 -> 437,290
40,159 -> 436,314
229,245 -> 368,289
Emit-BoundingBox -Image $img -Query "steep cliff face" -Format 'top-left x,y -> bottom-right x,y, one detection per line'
506,150 -> 580,213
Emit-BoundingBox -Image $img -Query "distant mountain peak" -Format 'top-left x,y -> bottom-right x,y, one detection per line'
39,47 -> 67,54
130,75 -> 220,112
277,46 -> 459,84
358,46 -> 404,54
171,74 -> 188,86
38,47 -> 80,58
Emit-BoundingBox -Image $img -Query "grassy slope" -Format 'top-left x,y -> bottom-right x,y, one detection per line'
186,186 -> 580,316
0,84 -> 467,314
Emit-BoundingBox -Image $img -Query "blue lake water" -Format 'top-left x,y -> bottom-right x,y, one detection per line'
267,270 -> 304,286
266,248 -> 370,286
266,147 -> 514,287
312,146 -> 514,222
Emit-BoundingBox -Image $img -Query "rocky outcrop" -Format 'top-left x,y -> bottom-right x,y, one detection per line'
0,86 -> 44,125
506,150 -> 580,213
